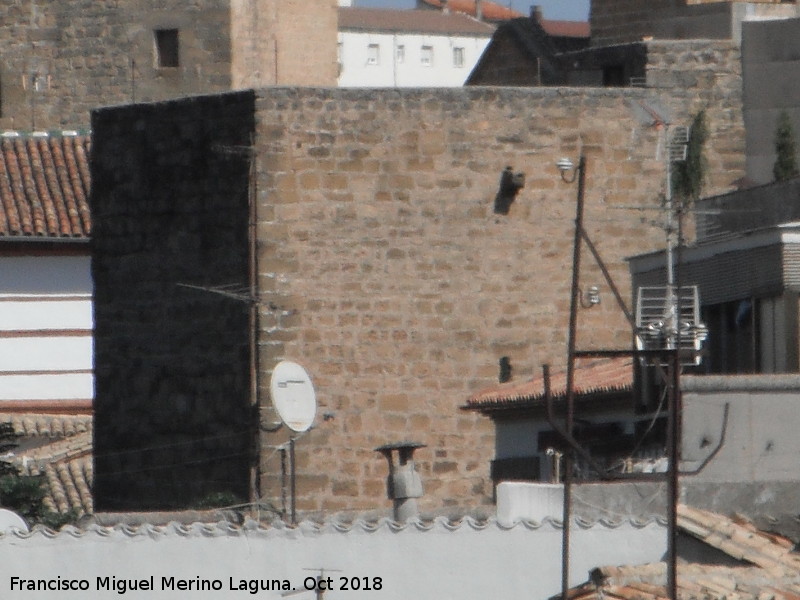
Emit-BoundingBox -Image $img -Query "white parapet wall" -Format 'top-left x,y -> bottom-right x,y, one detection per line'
0,515 -> 668,600
497,482 -> 565,526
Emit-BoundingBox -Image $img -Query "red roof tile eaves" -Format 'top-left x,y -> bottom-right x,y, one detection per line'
421,0 -> 523,21
0,134 -> 91,239
466,357 -> 634,410
541,19 -> 590,38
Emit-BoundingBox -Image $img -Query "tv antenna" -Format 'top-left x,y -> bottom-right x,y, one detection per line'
282,569 -> 343,600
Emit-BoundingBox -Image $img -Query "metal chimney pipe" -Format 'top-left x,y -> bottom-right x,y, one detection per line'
476,0 -> 483,21
376,442 -> 426,521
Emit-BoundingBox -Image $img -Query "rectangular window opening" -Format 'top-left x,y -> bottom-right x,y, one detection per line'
453,47 -> 465,68
155,29 -> 180,68
396,44 -> 405,64
421,45 -> 433,67
367,44 -> 380,66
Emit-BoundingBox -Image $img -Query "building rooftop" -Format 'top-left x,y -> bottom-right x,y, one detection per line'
564,504 -> 800,600
3,413 -> 93,516
464,357 -> 634,412
339,7 -> 495,36
0,131 -> 91,240
418,0 -> 523,22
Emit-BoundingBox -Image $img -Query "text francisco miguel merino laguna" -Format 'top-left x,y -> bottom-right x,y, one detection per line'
10,575 -> 384,594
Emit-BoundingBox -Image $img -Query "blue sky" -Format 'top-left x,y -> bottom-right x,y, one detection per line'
353,0 -> 590,21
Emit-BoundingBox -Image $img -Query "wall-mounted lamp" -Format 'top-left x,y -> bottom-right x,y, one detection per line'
556,157 -> 580,183
578,285 -> 601,308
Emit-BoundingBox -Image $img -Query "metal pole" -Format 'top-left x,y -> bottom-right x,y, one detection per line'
281,446 -> 288,520
562,155 -> 586,600
290,437 -> 297,525
667,350 -> 680,600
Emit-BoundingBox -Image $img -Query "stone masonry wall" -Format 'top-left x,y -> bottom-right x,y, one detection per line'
0,0 -> 337,131
591,0 -> 798,46
91,91 -> 256,510
252,51 -> 745,514
89,42 -> 745,514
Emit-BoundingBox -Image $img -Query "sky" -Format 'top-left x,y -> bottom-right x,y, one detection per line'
353,0 -> 591,21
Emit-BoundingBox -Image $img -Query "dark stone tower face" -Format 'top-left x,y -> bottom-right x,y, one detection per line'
91,91 -> 257,510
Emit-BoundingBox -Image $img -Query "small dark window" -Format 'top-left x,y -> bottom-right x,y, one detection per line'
602,64 -> 625,87
155,29 -> 180,68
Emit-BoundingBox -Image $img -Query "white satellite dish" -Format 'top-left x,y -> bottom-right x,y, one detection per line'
0,509 -> 29,533
270,361 -> 317,432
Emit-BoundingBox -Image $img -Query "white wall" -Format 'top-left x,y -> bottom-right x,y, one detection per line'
0,516 -> 668,600
681,375 -> 800,483
0,255 -> 93,404
338,31 -> 490,87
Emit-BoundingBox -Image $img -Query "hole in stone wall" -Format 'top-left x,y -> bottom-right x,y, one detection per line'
499,356 -> 512,383
493,166 -> 525,215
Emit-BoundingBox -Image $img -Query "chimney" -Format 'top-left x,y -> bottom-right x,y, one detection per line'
476,0 -> 483,21
531,5 -> 543,21
442,0 -> 449,14
376,442 -> 426,521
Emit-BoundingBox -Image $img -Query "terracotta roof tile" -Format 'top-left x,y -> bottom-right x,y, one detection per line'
2,413 -> 93,516
0,132 -> 91,239
540,18 -> 590,39
15,431 -> 93,516
565,506 -> 800,600
4,413 -> 93,438
465,357 -> 634,411
339,7 -> 494,35
419,0 -> 523,22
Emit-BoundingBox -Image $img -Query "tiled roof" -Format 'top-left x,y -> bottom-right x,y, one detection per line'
0,131 -> 92,239
540,18 -> 590,39
16,433 -> 93,516
678,504 -> 800,577
339,7 -> 495,36
565,505 -> 800,600
5,413 -> 92,438
419,0 -> 523,22
465,357 -> 634,411
2,413 -> 93,516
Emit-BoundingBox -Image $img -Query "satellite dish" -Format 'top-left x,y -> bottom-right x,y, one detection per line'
0,509 -> 29,533
270,361 -> 317,432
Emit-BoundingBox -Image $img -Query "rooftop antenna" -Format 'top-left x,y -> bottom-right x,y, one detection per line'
282,569 -> 343,600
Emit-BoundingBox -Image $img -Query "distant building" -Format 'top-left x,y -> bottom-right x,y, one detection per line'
416,0 -> 523,23
0,0 -> 338,130
590,0 -> 800,47
630,177 -> 800,375
0,131 -> 92,414
467,10 -> 590,86
338,8 -> 494,87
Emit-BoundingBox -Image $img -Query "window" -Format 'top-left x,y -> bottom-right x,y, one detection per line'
453,47 -> 465,68
154,29 -> 180,68
367,44 -> 380,66
396,44 -> 405,63
421,45 -> 433,67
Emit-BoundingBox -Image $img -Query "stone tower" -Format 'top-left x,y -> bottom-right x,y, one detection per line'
0,0 -> 338,131
590,0 -> 799,46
